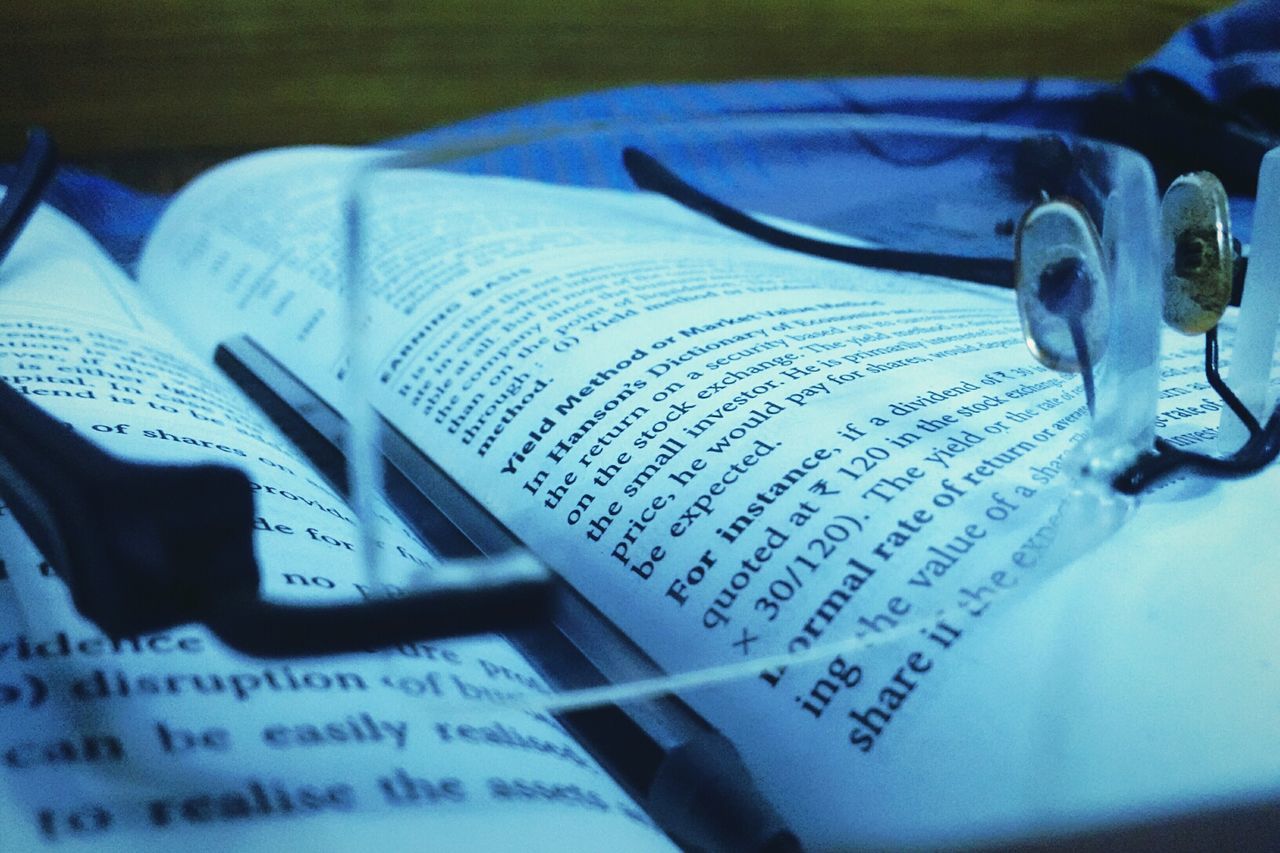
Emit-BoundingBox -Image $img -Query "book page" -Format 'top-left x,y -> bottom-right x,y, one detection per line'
138,148 -> 1280,847
0,204 -> 676,851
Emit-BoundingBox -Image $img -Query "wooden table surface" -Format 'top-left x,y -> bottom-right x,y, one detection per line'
1,0 -> 1232,191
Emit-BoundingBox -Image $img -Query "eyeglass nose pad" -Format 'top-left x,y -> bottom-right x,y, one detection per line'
1013,198 -> 1110,375
1160,171 -> 1233,335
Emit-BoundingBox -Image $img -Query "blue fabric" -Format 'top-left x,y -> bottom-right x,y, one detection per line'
4,0 -> 1277,270
1131,0 -> 1280,106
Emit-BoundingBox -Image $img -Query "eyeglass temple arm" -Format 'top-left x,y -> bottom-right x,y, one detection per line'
623,146 -> 1015,287
624,146 -> 1253,303
0,131 -> 550,656
0,128 -> 57,261
0,358 -> 552,655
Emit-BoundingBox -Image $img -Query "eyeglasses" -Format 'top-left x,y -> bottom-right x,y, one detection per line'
2,116 -> 1279,848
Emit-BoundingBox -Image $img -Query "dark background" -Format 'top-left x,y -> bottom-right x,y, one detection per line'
1,0 -> 1232,191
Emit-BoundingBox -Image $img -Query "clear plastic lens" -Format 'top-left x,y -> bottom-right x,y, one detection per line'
339,123 -> 1165,844
343,118 -> 1163,702
1161,171 -> 1233,335
1014,199 -> 1109,373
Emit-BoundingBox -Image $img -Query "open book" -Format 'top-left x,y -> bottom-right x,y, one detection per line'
3,146 -> 1279,850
